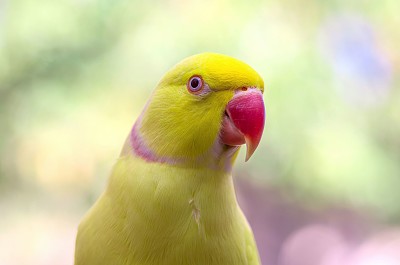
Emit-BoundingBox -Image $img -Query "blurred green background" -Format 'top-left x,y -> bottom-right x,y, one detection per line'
1,0 -> 399,264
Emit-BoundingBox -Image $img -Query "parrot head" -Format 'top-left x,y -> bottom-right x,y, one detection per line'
125,53 -> 265,170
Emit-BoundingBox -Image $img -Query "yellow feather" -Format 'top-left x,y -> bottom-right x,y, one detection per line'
75,156 -> 260,265
75,53 -> 263,265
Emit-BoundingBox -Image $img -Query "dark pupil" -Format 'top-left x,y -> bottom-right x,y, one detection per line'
191,78 -> 199,89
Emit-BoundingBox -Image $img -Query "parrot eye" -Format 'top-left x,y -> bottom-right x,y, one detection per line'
187,76 -> 204,93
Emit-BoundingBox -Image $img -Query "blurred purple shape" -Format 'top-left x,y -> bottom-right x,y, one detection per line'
236,177 -> 400,265
278,225 -> 349,265
349,229 -> 400,265
236,176 -> 400,265
320,14 -> 392,106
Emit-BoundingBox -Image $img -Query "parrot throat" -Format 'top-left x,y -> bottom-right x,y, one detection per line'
120,114 -> 240,172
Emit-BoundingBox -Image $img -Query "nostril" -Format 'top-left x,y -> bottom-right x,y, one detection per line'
241,87 -> 248,91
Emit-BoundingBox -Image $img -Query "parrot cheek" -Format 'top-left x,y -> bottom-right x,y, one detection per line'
220,88 -> 265,161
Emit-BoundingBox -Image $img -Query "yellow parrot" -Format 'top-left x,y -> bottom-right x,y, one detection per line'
75,53 -> 265,265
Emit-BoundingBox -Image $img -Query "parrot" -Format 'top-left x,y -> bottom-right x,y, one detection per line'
74,52 -> 265,265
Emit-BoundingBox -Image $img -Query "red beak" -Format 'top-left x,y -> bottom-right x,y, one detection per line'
220,89 -> 265,161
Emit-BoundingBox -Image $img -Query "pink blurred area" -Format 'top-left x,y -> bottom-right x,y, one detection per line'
238,180 -> 400,265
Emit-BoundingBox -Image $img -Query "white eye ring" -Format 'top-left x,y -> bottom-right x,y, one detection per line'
187,75 -> 204,93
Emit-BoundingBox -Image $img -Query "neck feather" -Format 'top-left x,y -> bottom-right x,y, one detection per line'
120,118 -> 239,172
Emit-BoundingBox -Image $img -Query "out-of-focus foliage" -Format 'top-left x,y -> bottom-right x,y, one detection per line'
0,0 -> 399,264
